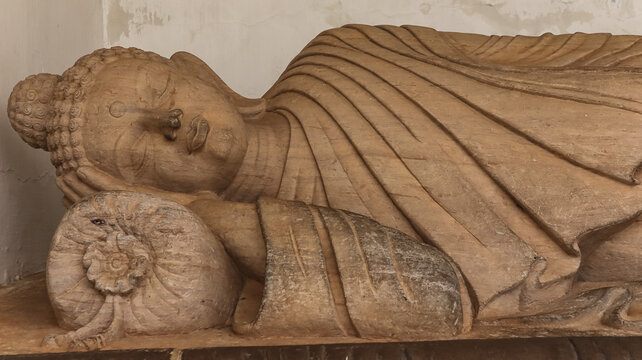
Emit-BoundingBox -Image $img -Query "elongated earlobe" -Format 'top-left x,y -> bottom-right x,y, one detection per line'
170,51 -> 266,120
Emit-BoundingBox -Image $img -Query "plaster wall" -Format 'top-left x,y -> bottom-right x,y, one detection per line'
103,0 -> 642,98
0,0 -> 103,285
1,0 -> 642,285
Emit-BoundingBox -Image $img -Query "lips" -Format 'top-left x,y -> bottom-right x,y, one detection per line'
186,115 -> 210,154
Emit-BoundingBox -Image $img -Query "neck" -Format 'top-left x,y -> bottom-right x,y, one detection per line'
222,112 -> 289,202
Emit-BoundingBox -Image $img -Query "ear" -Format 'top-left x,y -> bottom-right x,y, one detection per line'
170,51 -> 265,120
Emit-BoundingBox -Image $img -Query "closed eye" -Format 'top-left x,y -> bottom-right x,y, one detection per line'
136,71 -> 175,109
154,73 -> 175,108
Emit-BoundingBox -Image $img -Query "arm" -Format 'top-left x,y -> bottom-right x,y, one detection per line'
58,166 -> 221,207
188,199 -> 266,282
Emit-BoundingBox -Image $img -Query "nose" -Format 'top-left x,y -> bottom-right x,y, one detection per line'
137,108 -> 183,140
155,108 -> 183,141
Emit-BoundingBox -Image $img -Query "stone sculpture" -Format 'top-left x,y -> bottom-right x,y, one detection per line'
44,191 -> 463,348
6,25 -> 642,349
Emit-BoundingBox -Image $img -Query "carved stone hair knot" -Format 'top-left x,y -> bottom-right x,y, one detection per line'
7,73 -> 61,150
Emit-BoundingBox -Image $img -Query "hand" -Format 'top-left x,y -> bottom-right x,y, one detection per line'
56,170 -> 97,207
57,166 -> 220,207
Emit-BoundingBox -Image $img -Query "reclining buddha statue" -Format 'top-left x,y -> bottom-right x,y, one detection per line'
6,24 -> 642,349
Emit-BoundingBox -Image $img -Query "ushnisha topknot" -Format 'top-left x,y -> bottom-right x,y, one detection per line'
7,47 -> 172,176
7,73 -> 60,150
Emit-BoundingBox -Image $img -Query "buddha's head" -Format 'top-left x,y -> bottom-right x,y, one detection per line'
8,47 -> 265,195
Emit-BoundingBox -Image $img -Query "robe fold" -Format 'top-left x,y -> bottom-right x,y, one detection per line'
236,197 -> 463,339
264,25 -> 642,314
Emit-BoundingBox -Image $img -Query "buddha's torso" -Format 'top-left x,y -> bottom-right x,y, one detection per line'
260,25 -> 642,317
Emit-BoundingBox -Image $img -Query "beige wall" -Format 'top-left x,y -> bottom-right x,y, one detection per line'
0,0 -> 103,285
2,0 -> 642,285
104,0 -> 642,98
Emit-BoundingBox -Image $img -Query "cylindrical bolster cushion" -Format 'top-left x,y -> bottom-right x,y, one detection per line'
46,191 -> 242,335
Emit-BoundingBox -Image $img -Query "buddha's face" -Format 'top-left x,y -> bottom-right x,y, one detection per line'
82,58 -> 248,194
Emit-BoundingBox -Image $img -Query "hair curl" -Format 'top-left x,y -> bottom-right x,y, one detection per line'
7,47 -> 172,176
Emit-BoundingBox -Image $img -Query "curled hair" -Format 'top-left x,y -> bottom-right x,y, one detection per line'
7,47 -> 172,175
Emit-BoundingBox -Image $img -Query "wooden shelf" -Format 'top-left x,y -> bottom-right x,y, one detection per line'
3,273 -> 642,359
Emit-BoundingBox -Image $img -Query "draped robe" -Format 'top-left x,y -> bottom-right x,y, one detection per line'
235,197 -> 463,339
261,25 -> 642,316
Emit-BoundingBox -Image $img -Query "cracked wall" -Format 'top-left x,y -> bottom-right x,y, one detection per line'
2,0 -> 642,285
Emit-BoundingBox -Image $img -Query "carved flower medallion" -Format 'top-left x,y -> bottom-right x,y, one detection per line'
83,232 -> 150,295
